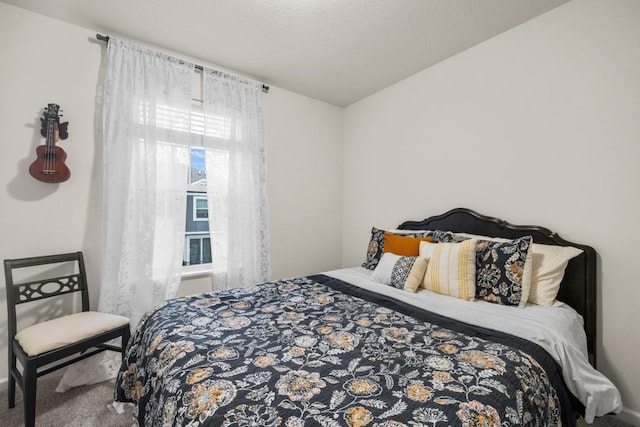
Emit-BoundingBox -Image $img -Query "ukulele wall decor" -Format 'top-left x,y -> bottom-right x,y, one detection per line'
29,103 -> 70,183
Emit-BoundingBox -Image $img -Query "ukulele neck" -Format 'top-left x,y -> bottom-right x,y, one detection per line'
46,118 -> 57,149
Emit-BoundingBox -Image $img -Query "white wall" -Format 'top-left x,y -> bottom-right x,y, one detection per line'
0,2 -> 342,379
342,0 -> 640,421
264,88 -> 343,279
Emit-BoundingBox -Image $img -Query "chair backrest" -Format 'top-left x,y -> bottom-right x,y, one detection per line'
4,252 -> 90,340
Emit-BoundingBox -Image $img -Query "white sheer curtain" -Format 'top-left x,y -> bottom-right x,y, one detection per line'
202,70 -> 271,290
98,38 -> 194,326
57,37 -> 194,391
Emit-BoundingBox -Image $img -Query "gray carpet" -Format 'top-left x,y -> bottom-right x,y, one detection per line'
0,375 -> 633,426
0,376 -> 134,427
578,415 -> 635,427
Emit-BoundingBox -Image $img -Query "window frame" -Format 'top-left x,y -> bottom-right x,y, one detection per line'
192,195 -> 209,221
184,234 -> 211,263
182,262 -> 213,278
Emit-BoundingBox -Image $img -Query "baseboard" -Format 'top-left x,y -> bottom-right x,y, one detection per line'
619,407 -> 640,426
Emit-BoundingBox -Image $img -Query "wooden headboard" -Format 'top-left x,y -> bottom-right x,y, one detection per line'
397,208 -> 597,367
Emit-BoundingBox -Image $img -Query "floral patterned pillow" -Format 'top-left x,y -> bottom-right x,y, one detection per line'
475,236 -> 533,306
362,227 -> 461,270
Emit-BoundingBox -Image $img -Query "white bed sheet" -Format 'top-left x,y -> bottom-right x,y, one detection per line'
324,267 -> 622,423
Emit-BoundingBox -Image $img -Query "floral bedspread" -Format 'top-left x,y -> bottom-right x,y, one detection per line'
116,274 -> 574,426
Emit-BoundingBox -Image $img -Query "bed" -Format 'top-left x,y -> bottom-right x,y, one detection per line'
115,208 -> 621,426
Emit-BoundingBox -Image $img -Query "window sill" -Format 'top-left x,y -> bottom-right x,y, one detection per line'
181,264 -> 213,279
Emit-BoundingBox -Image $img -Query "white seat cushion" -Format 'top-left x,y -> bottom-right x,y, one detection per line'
15,311 -> 130,356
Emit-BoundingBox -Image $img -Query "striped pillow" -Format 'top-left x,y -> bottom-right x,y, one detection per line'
419,240 -> 477,300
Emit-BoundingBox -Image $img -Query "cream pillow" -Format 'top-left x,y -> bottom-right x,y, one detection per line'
419,240 -> 477,301
528,243 -> 583,305
371,252 -> 428,293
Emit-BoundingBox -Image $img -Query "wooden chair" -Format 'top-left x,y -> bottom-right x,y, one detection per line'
3,252 -> 130,427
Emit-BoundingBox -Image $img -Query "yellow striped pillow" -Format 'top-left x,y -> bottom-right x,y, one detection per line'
419,240 -> 477,300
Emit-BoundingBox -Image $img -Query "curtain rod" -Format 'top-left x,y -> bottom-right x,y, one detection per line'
96,34 -> 269,93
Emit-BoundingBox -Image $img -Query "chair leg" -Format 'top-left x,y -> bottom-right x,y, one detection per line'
8,375 -> 16,408
8,350 -> 16,408
23,363 -> 37,427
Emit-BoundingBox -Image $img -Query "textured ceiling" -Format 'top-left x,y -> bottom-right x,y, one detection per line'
2,0 -> 569,106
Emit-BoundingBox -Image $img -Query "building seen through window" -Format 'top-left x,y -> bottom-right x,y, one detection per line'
184,147 -> 212,266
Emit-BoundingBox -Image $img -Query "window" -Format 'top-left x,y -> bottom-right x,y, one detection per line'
184,235 -> 212,265
134,72 -> 240,276
136,100 -> 224,273
183,147 -> 212,268
193,197 -> 208,220
138,95 -> 225,272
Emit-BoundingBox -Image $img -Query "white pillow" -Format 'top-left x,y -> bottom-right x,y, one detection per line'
371,252 -> 428,293
420,240 -> 477,301
528,243 -> 583,305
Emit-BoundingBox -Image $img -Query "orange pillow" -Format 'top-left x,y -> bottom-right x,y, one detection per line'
383,233 -> 434,256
